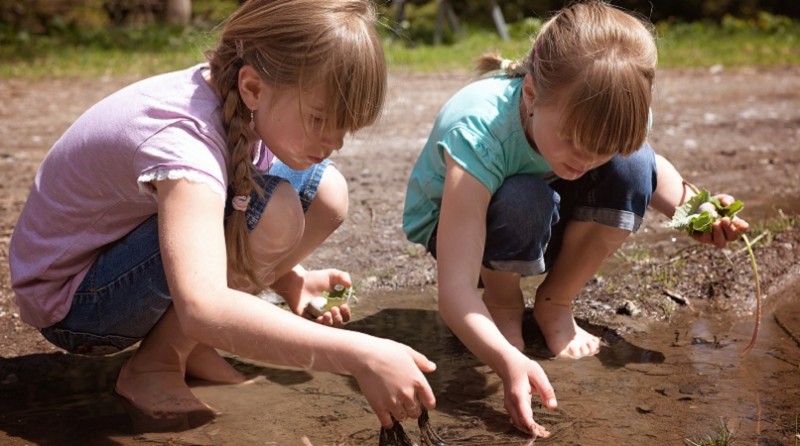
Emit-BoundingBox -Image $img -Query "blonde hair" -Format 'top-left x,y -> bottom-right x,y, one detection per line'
206,0 -> 386,287
476,0 -> 656,157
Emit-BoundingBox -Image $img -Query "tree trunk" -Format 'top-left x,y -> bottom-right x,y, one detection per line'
164,0 -> 191,26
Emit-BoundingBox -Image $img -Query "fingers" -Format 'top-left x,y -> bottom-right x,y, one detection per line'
504,359 -> 556,436
403,399 -> 422,419
314,304 -> 351,327
375,408 -> 394,428
338,303 -> 352,322
327,269 -> 352,289
527,361 -> 557,410
372,392 -> 428,427
411,349 -> 437,374
407,348 -> 437,410
505,392 -> 535,434
692,215 -> 750,249
529,421 -> 552,439
710,217 -> 749,248
710,222 -> 728,248
714,194 -> 735,206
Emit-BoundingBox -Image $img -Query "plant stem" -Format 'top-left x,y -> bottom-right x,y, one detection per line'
739,233 -> 762,358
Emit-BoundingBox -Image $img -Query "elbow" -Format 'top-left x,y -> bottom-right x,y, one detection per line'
168,288 -> 225,344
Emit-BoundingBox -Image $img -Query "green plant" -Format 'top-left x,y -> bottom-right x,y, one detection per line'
668,183 -> 761,357
684,418 -> 736,446
305,285 -> 358,318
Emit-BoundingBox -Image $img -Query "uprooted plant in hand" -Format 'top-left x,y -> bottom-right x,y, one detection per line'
304,284 -> 358,319
668,183 -> 761,357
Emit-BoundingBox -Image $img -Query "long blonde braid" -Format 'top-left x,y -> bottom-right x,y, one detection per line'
205,0 -> 386,289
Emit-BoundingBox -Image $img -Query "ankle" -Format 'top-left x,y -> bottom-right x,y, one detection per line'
534,296 -> 572,309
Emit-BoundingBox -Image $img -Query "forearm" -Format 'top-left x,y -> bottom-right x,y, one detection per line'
438,286 -> 520,375
179,287 -> 368,375
650,154 -> 696,218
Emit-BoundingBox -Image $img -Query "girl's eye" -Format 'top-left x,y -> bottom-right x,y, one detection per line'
308,114 -> 325,130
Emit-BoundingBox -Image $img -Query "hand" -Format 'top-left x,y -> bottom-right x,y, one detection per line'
273,267 -> 352,327
500,350 -> 557,436
691,194 -> 750,248
350,339 -> 437,427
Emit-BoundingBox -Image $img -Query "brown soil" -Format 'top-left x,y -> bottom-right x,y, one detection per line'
1,67 -> 800,445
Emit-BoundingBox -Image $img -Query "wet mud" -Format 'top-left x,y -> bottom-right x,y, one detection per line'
1,281 -> 798,445
2,68 -> 800,445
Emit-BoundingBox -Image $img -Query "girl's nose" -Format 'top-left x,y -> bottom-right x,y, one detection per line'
324,129 -> 346,152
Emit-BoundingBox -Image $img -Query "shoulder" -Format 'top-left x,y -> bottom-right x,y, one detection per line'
435,76 -> 522,138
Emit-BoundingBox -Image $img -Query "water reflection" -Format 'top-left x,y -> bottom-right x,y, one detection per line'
0,287 -> 797,445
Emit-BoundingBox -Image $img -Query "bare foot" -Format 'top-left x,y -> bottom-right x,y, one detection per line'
533,299 -> 600,358
186,344 -> 246,384
115,359 -> 217,432
485,302 -> 525,351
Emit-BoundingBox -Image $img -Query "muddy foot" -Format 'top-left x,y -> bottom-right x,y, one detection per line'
113,390 -> 216,433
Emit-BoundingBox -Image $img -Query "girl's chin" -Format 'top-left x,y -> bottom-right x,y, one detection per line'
557,168 -> 586,180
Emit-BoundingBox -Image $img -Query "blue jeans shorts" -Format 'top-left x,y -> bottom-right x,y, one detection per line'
40,160 -> 331,355
428,144 -> 657,277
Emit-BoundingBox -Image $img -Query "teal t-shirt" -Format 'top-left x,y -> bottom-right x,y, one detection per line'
403,76 -> 553,246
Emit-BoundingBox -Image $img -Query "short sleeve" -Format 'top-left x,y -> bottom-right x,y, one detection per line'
133,121 -> 228,198
440,126 -> 505,194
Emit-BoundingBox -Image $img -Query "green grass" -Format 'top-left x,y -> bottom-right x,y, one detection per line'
1,14 -> 798,79
684,418 -> 736,446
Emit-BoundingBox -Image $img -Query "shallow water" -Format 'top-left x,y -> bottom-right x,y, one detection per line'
1,284 -> 798,445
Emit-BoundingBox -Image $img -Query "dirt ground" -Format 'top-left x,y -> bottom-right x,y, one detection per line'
1,66 -> 800,445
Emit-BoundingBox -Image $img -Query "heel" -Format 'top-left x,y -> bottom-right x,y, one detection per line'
112,389 -> 216,433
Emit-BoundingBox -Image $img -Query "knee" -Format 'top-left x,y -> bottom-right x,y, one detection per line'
490,175 -> 559,232
312,166 -> 349,232
253,181 -> 305,254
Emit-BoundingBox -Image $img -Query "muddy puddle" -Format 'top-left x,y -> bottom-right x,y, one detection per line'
1,284 -> 798,446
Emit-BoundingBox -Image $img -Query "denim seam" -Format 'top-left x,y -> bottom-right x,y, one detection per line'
75,250 -> 163,295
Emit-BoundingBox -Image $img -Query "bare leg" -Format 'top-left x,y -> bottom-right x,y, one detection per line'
480,267 -> 525,351
228,181 -> 306,294
270,167 -> 348,307
534,220 -> 630,358
116,182 -> 305,428
185,344 -> 245,384
115,306 -> 215,429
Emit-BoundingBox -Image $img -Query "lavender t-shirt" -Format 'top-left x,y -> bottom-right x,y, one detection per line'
9,64 -> 271,327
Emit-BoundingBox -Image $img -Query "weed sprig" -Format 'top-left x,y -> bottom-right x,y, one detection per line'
668,182 -> 761,358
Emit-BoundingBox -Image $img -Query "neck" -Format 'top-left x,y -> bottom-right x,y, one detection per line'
519,96 -> 537,151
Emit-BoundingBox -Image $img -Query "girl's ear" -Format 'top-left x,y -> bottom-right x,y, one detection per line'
522,73 -> 536,114
238,64 -> 264,110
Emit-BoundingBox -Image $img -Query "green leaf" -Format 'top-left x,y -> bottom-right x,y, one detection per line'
323,285 -> 349,299
668,187 -> 744,234
322,286 -> 358,307
721,200 -> 744,218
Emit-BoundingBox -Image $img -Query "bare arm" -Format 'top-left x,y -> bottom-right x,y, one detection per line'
155,179 -> 436,426
650,153 -> 691,218
651,153 -> 749,247
437,153 -> 556,433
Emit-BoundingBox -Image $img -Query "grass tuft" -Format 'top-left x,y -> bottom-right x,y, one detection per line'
684,418 -> 736,446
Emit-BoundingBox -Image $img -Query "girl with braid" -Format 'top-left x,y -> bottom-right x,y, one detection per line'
9,0 -> 436,431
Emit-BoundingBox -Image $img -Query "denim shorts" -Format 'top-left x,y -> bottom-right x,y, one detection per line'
40,159 -> 331,355
428,144 -> 657,276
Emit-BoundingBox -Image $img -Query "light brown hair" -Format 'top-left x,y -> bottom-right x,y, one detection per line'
476,0 -> 657,157
206,0 -> 386,287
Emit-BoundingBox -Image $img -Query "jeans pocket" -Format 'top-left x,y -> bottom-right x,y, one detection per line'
40,326 -> 139,356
